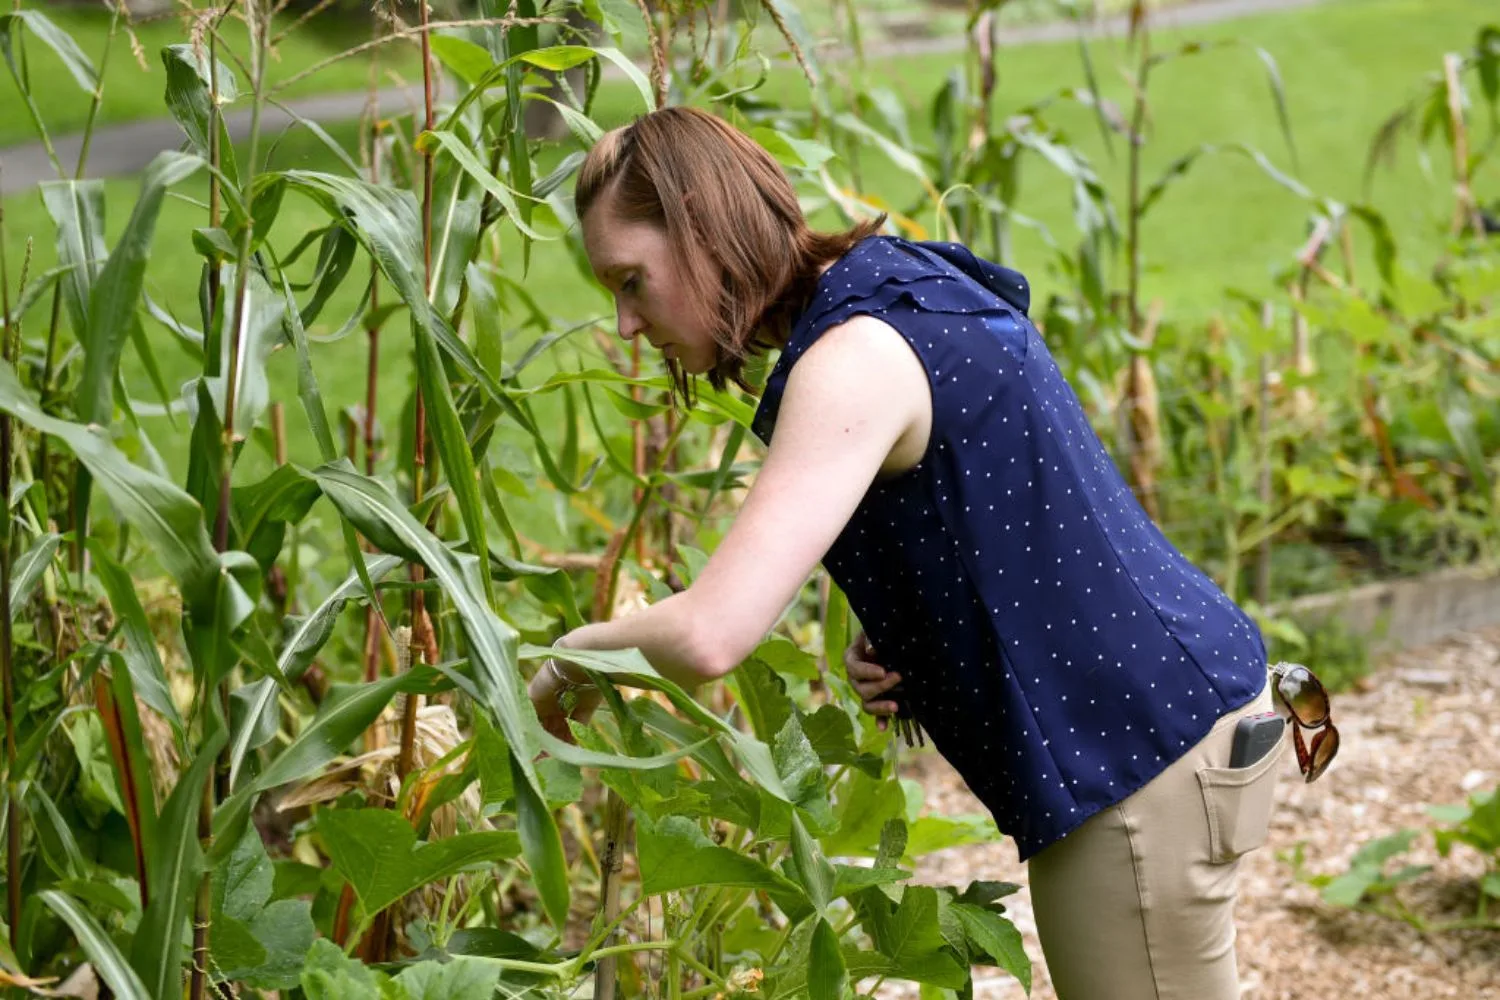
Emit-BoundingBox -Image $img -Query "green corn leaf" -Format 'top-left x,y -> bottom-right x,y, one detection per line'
319,809 -> 521,917
91,536 -> 179,740
10,530 -> 59,620
39,890 -> 151,1000
161,44 -> 239,182
206,264 -> 285,438
39,179 -> 106,340
509,760 -> 571,929
0,362 -> 233,622
415,130 -> 547,241
231,463 -> 323,574
413,318 -> 494,606
276,170 -> 580,493
78,150 -> 203,426
428,34 -> 495,86
131,728 -> 225,1000
213,668 -> 443,852
310,461 -> 542,794
271,253 -> 386,639
28,784 -> 89,881
0,10 -> 98,92
264,98 -> 362,176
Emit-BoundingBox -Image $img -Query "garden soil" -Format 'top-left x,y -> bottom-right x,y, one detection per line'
885,627 -> 1500,999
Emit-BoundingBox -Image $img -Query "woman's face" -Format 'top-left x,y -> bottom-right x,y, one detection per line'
582,192 -> 720,375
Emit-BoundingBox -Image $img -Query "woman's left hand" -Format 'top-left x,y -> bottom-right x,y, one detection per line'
528,649 -> 603,743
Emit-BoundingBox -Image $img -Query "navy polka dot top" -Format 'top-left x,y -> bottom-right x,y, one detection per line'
751,236 -> 1268,860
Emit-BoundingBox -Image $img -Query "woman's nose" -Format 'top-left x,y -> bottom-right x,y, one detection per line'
616,305 -> 646,341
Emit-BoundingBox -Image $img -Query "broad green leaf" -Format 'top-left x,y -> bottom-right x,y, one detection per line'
636,814 -> 811,921
131,729 -> 225,1000
750,127 -> 836,171
906,813 -> 1000,858
730,659 -> 793,745
518,44 -> 596,71
808,918 -> 847,1000
953,903 -> 1031,991
429,35 -> 494,85
473,712 -> 515,808
300,938 -> 394,1000
208,916 -> 266,981
511,755 -> 570,929
396,956 -> 501,1000
222,899 -> 314,991
39,890 -> 151,1000
214,824 -> 273,922
319,809 -> 521,915
866,886 -> 967,987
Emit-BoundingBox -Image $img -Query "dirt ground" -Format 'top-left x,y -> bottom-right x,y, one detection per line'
881,627 -> 1500,999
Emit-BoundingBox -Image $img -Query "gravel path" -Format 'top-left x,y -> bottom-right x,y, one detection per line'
883,627 -> 1500,998
0,0 -> 1332,195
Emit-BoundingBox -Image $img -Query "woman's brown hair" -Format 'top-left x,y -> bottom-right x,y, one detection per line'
575,106 -> 883,396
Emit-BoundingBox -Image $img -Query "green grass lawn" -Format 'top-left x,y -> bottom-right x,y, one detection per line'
0,3 -> 420,147
0,0 -> 1492,499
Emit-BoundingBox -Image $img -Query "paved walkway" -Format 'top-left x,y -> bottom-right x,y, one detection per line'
0,0 -> 1328,196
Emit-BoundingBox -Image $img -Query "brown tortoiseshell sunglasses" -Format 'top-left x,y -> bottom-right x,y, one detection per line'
1270,662 -> 1339,782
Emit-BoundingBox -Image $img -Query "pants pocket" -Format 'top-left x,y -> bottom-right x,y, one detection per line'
1196,734 -> 1287,864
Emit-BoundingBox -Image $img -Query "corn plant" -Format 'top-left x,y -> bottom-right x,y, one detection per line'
0,2 -> 1035,997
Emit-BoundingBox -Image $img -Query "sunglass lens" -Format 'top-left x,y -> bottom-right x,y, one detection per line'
1304,724 -> 1339,782
1277,667 -> 1330,728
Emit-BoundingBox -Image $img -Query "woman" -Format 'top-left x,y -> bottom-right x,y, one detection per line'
528,106 -> 1334,999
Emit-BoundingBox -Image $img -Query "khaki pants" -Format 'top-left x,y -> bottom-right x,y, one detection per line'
1028,680 -> 1286,1000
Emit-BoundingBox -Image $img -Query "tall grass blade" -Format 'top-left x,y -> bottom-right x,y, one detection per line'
78,151 -> 204,426
227,552 -> 403,788
39,180 -> 106,340
131,729 -> 226,1000
38,890 -> 151,1000
412,322 -> 494,605
9,531 -> 60,620
212,668 -> 440,854
0,362 -> 232,623
90,541 -> 184,738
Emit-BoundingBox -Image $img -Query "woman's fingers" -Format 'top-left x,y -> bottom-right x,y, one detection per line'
848,661 -> 902,700
862,699 -> 900,717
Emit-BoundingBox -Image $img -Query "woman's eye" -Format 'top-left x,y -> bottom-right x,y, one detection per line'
621,276 -> 639,295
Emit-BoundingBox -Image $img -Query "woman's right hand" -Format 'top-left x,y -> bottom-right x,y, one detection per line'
843,630 -> 903,732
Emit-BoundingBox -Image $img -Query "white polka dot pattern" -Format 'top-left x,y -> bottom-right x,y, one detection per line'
750,237 -> 1267,860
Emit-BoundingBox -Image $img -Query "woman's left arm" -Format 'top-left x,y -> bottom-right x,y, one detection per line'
549,315 -> 930,692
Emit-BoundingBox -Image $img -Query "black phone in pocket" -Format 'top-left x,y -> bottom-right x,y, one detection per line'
1229,711 -> 1285,768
